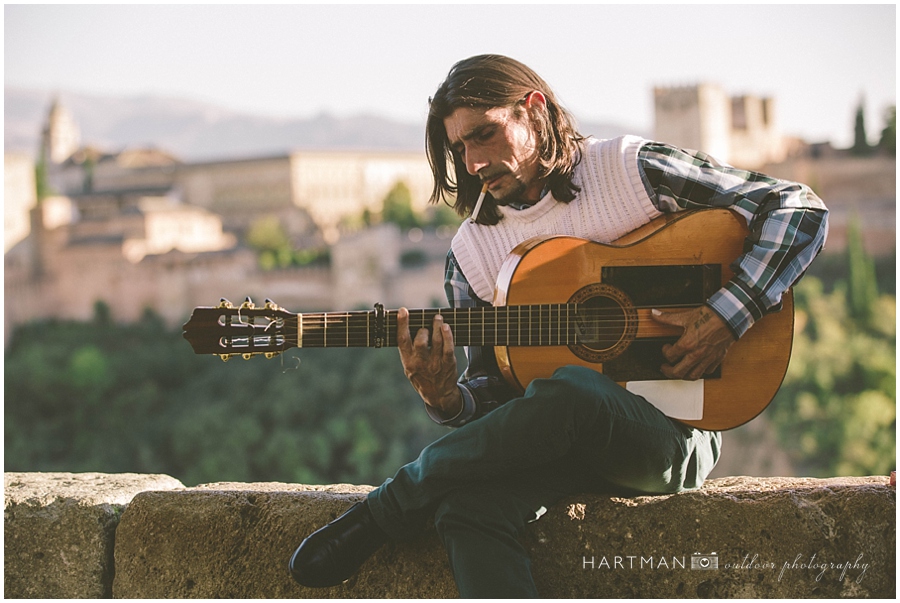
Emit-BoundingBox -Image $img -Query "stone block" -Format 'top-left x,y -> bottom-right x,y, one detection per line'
527,476 -> 895,598
112,482 -> 456,598
4,472 -> 184,598
112,476 -> 894,598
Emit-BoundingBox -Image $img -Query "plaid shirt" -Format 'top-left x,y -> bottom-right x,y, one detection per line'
428,140 -> 828,427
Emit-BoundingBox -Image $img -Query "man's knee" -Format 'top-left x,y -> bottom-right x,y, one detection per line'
433,487 -> 533,537
525,365 -> 622,411
434,489 -> 490,541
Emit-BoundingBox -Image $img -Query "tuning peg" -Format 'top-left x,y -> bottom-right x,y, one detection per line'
218,298 -> 234,309
241,297 -> 255,309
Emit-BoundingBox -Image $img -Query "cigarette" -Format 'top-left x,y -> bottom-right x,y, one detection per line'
470,183 -> 488,223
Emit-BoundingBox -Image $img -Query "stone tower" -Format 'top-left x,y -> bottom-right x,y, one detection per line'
653,84 -> 785,169
41,98 -> 81,164
653,84 -> 731,162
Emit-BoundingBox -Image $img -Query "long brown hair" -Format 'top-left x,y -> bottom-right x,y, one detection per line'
426,55 -> 585,225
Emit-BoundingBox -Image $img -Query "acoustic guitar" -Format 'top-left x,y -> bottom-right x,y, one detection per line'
182,209 -> 794,430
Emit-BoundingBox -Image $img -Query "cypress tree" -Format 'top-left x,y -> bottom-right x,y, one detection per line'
846,216 -> 878,324
851,99 -> 873,156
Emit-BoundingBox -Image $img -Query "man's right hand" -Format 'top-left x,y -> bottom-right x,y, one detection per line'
396,308 -> 463,417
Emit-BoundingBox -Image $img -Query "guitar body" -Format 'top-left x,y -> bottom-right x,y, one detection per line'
492,209 -> 794,431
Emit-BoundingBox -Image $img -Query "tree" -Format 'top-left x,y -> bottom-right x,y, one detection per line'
846,217 -> 879,325
879,106 -> 896,156
34,155 -> 51,203
246,215 -> 290,252
381,181 -> 421,230
426,202 -> 462,229
851,99 -> 873,156
245,215 -> 295,269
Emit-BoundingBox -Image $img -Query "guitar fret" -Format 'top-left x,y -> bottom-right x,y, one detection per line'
540,304 -> 544,346
298,313 -> 303,348
494,306 -> 500,346
573,303 -> 578,344
479,306 -> 485,346
548,303 -> 552,345
557,304 -> 569,345
516,306 -> 521,346
506,308 -> 510,344
544,305 -> 550,346
550,304 -> 555,345
553,303 -> 558,345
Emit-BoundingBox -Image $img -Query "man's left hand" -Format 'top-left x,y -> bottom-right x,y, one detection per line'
651,306 -> 736,381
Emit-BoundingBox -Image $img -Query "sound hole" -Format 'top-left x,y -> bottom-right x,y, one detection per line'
568,283 -> 638,363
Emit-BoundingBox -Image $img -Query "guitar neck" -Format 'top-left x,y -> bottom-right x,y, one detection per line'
297,305 -> 589,349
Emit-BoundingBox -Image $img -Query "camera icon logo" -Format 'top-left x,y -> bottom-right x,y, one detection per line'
691,552 -> 719,570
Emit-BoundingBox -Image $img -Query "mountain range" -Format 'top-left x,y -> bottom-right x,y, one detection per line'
4,87 -> 646,162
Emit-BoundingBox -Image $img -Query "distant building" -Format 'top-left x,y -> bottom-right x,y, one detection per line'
4,100 -> 448,341
4,153 -> 36,252
654,84 -> 786,169
37,99 -> 435,245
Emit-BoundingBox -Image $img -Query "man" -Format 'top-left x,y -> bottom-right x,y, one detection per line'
289,55 -> 828,597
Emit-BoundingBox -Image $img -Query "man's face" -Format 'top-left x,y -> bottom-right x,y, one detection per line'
443,104 -> 546,205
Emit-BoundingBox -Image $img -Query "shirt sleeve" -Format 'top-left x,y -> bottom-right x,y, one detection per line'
424,250 -> 518,427
637,142 -> 829,338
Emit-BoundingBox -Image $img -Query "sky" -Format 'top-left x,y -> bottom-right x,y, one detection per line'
4,3 -> 897,148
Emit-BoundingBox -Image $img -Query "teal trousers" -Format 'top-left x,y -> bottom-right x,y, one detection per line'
367,366 -> 721,598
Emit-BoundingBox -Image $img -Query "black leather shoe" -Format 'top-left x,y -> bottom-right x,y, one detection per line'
289,500 -> 388,587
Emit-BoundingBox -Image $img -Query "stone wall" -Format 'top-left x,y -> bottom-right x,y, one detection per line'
4,472 -> 895,598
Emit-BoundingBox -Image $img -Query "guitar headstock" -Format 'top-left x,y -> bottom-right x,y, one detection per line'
182,298 -> 297,361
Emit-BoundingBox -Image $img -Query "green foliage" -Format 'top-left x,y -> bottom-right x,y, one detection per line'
400,249 -> 428,268
246,216 -> 290,252
769,229 -> 896,477
245,215 -> 329,271
34,155 -> 52,202
375,181 -> 462,231
4,317 -> 448,487
381,181 -> 421,230
425,202 -> 462,228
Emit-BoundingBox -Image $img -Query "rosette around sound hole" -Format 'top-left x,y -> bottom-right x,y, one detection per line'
568,283 -> 638,363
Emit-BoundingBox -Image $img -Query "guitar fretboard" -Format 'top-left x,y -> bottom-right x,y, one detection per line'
295,305 -> 595,348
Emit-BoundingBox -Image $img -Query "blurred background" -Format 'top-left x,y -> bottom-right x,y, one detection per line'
4,4 -> 895,486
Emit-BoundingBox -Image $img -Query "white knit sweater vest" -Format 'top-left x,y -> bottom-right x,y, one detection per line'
451,136 -> 661,302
